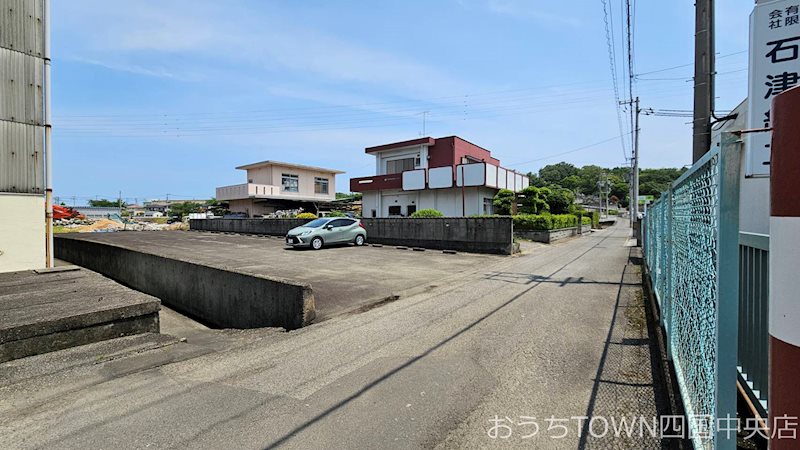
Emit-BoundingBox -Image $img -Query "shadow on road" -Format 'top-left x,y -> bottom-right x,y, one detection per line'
577,247 -> 673,450
262,230 -> 619,449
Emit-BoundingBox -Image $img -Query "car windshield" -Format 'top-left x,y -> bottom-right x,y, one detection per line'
304,218 -> 330,228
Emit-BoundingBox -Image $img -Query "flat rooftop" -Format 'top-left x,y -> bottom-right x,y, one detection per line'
57,231 -> 501,321
235,160 -> 345,174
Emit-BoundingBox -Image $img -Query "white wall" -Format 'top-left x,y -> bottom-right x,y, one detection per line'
362,191 -> 380,218
380,191 -> 418,217
0,194 -> 45,273
739,170 -> 770,235
243,165 -> 337,201
711,99 -> 770,235
372,186 -> 499,217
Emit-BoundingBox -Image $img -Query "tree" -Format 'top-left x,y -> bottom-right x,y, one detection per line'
544,187 -> 575,214
527,172 -> 547,188
168,201 -> 203,218
88,198 -> 126,207
519,186 -> 549,214
492,189 -> 516,215
639,168 -> 687,198
560,175 -> 582,192
522,161 -> 685,204
608,174 -> 629,200
204,198 -> 229,216
575,165 -> 605,195
538,162 -> 578,185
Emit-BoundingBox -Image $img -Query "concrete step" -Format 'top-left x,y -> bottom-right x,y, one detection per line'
0,266 -> 160,362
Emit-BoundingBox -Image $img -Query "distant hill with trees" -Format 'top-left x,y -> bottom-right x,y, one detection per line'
526,162 -> 687,207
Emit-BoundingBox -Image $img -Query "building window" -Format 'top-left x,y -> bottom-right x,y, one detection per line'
388,205 -> 402,216
314,177 -> 329,194
407,205 -> 417,216
483,198 -> 494,215
386,158 -> 415,174
282,174 -> 299,192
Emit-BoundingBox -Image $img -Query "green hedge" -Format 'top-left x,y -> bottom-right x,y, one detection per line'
409,208 -> 444,218
513,214 -> 585,231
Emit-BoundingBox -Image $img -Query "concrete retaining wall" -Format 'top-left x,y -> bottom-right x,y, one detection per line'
361,217 -> 514,254
190,218 -> 309,235
55,237 -> 315,330
515,224 -> 592,244
190,217 -> 514,254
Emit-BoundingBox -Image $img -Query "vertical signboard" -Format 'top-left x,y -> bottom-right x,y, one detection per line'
747,0 -> 800,176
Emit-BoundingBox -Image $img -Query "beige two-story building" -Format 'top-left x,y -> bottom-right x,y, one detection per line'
216,161 -> 344,217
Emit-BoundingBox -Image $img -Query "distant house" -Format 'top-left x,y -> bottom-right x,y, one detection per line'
350,136 -> 528,217
216,161 -> 344,217
72,206 -> 122,219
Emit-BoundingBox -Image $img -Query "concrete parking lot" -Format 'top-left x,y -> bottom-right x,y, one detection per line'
58,231 -> 503,321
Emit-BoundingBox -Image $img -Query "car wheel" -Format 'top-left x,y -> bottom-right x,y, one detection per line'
311,237 -> 324,250
354,234 -> 365,246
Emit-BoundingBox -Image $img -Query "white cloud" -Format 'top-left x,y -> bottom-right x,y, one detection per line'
64,56 -> 200,81
55,0 -> 472,98
458,0 -> 582,27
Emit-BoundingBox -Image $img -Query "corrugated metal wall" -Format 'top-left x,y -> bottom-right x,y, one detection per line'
0,0 -> 45,57
1,0 -> 45,194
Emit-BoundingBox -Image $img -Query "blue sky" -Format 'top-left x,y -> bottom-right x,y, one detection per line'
51,0 -> 753,204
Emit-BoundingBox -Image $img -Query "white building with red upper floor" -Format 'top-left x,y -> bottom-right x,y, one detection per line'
350,136 -> 528,218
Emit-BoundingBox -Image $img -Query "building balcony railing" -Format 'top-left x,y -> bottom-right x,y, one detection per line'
216,183 -> 277,200
216,183 -> 335,201
350,163 -> 528,193
350,174 -> 403,192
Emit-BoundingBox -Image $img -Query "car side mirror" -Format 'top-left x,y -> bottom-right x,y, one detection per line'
324,225 -> 333,230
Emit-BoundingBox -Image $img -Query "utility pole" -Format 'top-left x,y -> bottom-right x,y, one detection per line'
633,96 -> 640,223
461,165 -> 466,216
623,97 -> 641,226
692,0 -> 714,162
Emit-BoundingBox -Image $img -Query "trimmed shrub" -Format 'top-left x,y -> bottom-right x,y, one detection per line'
326,210 -> 346,217
513,214 -> 553,231
513,214 -> 589,231
410,209 -> 444,218
295,212 -> 317,219
492,189 -> 516,215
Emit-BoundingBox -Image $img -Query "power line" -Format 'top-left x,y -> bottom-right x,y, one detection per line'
54,81 -> 718,139
54,80 -> 608,120
634,50 -> 746,77
601,0 -> 629,161
505,132 -> 633,168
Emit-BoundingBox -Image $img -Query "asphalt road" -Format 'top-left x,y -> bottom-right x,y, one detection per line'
0,221 -> 664,449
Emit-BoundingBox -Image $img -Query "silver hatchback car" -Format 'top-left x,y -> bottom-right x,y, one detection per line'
286,217 -> 367,250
